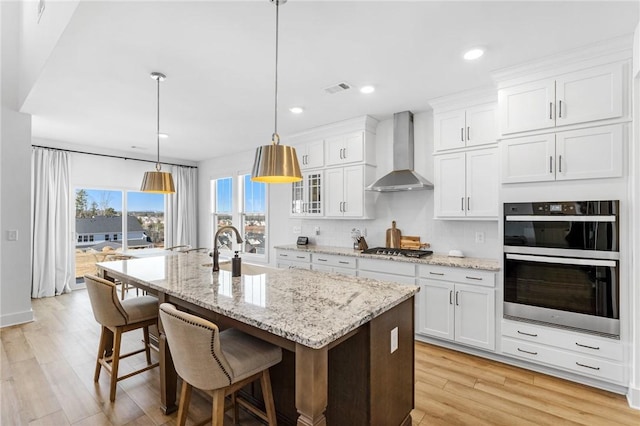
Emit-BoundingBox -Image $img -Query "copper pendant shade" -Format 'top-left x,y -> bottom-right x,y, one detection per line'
141,72 -> 176,193
251,0 -> 302,183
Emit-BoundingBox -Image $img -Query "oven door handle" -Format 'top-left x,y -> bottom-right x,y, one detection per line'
505,215 -> 615,222
506,253 -> 616,267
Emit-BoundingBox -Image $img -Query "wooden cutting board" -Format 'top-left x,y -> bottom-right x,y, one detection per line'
386,221 -> 401,248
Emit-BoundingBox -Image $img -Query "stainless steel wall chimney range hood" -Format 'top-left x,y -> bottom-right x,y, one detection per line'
366,111 -> 433,192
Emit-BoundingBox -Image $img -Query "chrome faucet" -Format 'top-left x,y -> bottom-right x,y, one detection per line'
212,225 -> 243,272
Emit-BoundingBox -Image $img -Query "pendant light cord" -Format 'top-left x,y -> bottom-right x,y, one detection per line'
156,76 -> 161,171
273,0 -> 280,144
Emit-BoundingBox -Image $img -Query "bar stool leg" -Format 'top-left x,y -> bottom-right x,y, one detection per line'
176,381 -> 192,426
261,369 -> 277,425
143,326 -> 152,364
212,389 -> 226,426
94,326 -> 108,382
109,328 -> 123,402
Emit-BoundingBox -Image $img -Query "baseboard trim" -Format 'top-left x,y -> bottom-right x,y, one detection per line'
0,309 -> 33,328
628,385 -> 640,410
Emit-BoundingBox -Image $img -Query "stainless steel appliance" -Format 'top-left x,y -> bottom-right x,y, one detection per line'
503,200 -> 620,337
362,247 -> 433,258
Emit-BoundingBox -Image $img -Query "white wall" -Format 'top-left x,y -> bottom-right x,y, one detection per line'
1,1 -> 34,327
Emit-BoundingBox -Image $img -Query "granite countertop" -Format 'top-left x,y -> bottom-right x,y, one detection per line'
97,253 -> 418,349
274,244 -> 500,271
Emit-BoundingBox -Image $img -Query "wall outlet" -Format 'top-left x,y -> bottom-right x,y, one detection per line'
314,226 -> 320,235
7,230 -> 18,241
390,327 -> 398,353
475,231 -> 485,244
292,226 -> 301,234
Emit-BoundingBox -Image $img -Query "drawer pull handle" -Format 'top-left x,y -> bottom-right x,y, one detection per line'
517,330 -> 538,337
517,348 -> 538,355
465,276 -> 482,281
575,342 -> 600,351
317,259 -> 328,262
296,256 -> 306,259
280,254 -> 289,257
429,272 -> 445,276
339,261 -> 350,265
576,362 -> 600,371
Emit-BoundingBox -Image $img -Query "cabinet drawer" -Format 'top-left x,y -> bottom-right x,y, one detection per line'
312,253 -> 356,269
501,320 -> 623,361
358,270 -> 415,285
502,337 -> 624,384
359,258 -> 415,276
418,265 -> 495,287
276,251 -> 310,263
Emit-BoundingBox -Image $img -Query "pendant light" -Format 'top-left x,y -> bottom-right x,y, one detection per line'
141,72 -> 176,193
251,0 -> 302,183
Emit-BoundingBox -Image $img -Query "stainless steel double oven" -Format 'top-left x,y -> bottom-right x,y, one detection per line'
503,201 -> 620,338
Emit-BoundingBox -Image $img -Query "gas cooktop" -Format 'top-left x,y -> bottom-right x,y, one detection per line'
361,247 -> 433,258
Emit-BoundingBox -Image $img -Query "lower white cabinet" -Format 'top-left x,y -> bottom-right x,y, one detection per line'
501,124 -> 624,184
501,319 -> 624,384
275,250 -> 311,270
417,265 -> 496,351
311,253 -> 357,276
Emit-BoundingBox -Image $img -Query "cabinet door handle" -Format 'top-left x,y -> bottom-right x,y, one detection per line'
343,148 -> 347,159
467,197 -> 470,211
455,291 -> 459,306
549,102 -> 553,119
343,202 -> 347,212
558,100 -> 562,118
518,348 -> 538,356
549,156 -> 553,173
517,330 -> 538,337
461,197 -> 465,211
465,276 -> 483,281
429,271 -> 445,276
461,128 -> 464,142
449,290 -> 453,305
467,126 -> 470,141
576,362 -> 600,371
575,342 -> 600,351
558,155 -> 562,173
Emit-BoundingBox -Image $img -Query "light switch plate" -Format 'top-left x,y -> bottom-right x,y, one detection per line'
390,327 -> 398,353
7,230 -> 18,241
475,231 -> 485,244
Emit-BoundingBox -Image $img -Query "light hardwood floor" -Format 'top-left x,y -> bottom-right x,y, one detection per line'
1,289 -> 639,425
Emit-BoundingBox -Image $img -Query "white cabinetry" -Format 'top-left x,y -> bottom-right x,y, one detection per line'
297,140 -> 324,170
358,258 -> 416,285
290,171 -> 323,217
501,320 -> 624,384
311,253 -> 356,276
434,148 -> 498,218
434,103 -> 497,151
501,124 -> 624,184
325,165 -> 374,218
417,265 -> 495,351
275,250 -> 311,270
499,62 -> 624,135
325,132 -> 365,166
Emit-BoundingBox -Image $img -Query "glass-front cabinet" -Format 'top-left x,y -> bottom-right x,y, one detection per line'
291,171 -> 323,217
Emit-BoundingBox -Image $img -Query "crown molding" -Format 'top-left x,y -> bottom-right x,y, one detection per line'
286,115 -> 379,144
427,86 -> 497,112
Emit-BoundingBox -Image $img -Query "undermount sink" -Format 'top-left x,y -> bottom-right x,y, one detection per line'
202,260 -> 276,276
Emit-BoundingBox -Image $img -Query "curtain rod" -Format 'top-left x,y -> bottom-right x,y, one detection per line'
32,145 -> 198,169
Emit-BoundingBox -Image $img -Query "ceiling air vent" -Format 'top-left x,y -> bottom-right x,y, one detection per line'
324,82 -> 351,94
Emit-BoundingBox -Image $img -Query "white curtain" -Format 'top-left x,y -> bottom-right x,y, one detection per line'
31,147 -> 73,297
165,166 -> 198,248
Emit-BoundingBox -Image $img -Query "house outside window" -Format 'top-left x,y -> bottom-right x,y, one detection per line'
211,174 -> 268,259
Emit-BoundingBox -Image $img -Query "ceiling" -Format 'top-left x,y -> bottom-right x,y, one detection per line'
21,1 -> 639,163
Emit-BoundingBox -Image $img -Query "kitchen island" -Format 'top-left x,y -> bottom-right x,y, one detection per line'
97,253 -> 419,426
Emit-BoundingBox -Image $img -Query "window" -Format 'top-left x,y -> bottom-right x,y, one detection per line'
113,234 -> 118,241
105,234 -> 110,241
211,174 -> 268,258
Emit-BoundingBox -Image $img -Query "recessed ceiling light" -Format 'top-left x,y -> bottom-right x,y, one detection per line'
289,107 -> 304,114
360,85 -> 375,94
158,133 -> 169,139
463,48 -> 484,61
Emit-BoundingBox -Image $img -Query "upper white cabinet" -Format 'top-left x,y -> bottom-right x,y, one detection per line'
434,103 -> 498,151
290,171 -> 323,217
325,165 -> 375,218
434,148 -> 498,219
499,62 -> 625,135
325,132 -> 365,166
502,124 -> 624,184
297,140 -> 324,170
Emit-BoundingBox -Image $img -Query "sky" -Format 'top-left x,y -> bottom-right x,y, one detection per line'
215,176 -> 265,213
78,189 -> 165,212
